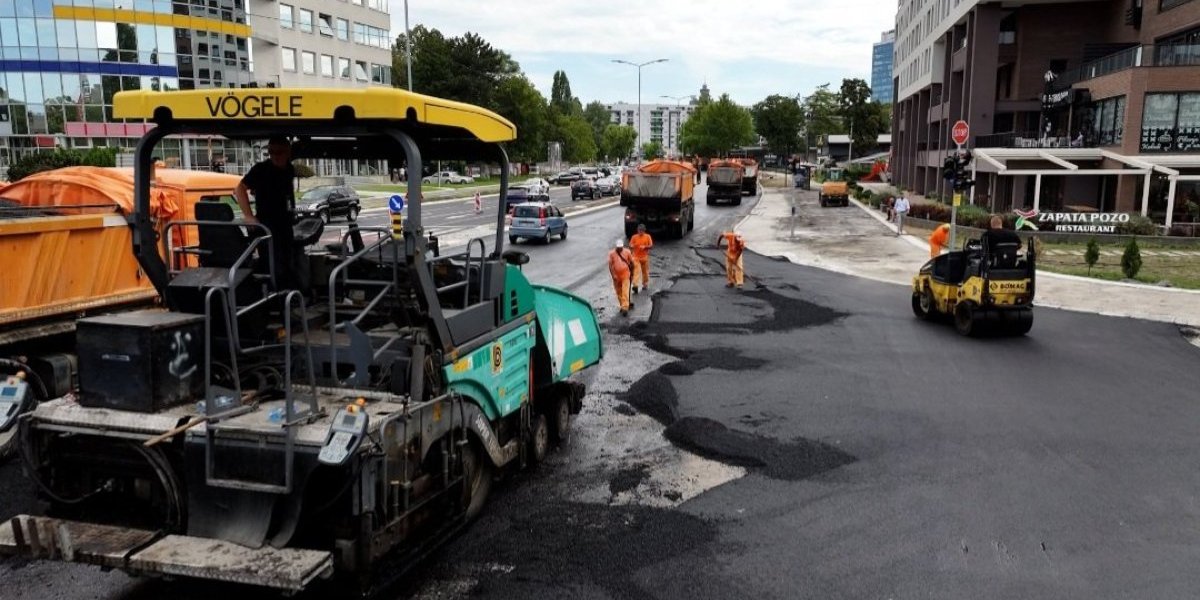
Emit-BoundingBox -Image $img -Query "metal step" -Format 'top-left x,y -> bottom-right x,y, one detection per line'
1,515 -> 333,592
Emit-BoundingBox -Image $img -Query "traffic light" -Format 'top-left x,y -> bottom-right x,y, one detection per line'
952,150 -> 974,191
942,155 -> 957,181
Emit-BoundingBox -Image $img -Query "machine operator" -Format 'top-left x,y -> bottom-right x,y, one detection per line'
236,136 -> 297,288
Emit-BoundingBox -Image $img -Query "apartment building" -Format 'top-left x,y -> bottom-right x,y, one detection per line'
0,0 -> 391,174
891,0 -> 1200,228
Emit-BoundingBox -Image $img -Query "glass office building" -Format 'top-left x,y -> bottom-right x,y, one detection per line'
871,30 -> 895,104
0,0 -> 253,168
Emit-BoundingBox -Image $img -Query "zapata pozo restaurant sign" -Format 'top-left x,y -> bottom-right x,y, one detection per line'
1015,209 -> 1130,233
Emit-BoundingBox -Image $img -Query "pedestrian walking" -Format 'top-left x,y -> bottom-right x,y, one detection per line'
928,223 -> 950,258
893,193 -> 911,236
608,239 -> 636,316
717,230 -> 746,290
629,224 -> 653,294
473,191 -> 482,215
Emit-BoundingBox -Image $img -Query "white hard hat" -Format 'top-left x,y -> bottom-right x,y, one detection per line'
615,238 -> 624,248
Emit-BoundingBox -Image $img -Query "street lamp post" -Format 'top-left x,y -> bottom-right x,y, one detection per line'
404,0 -> 413,91
612,58 -> 668,160
660,94 -> 690,157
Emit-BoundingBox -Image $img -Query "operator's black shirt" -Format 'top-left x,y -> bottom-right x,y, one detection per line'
241,160 -> 296,242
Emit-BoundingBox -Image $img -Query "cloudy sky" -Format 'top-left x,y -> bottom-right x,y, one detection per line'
389,0 -> 897,106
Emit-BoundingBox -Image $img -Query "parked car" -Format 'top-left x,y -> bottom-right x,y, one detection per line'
571,178 -> 600,200
297,185 -> 361,222
423,170 -> 475,184
508,201 -> 567,244
580,166 -> 601,179
595,176 -> 621,196
551,171 -> 582,185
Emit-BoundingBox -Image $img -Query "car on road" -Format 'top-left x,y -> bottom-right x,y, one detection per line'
508,201 -> 567,244
423,170 -> 475,184
506,185 -> 533,210
521,178 -> 551,201
571,178 -> 601,200
297,184 -> 361,222
595,176 -> 621,196
551,171 -> 583,185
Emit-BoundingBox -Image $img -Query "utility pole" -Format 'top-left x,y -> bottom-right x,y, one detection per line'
612,58 -> 669,159
404,0 -> 413,91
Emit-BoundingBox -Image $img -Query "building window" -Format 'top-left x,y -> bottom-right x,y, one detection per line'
282,47 -> 296,72
1155,26 -> 1200,66
1161,0 -> 1194,11
336,18 -> 349,41
353,22 -> 366,45
1089,95 -> 1125,146
354,60 -> 368,81
298,9 -> 313,34
1141,92 -> 1200,152
338,57 -> 351,79
320,54 -> 333,77
370,63 -> 390,84
318,13 -> 334,37
301,50 -> 315,75
279,4 -> 293,29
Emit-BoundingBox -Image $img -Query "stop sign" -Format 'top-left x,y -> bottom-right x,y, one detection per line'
951,120 -> 970,146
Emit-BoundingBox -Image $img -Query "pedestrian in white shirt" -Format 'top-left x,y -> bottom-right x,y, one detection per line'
893,194 -> 911,236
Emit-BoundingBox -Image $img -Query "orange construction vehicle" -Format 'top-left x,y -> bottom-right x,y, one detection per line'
621,159 -> 696,239
736,158 -> 760,196
0,166 -> 241,457
706,159 -> 745,205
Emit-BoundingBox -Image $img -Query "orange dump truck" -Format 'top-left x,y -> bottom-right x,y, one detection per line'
620,159 -> 696,239
0,166 -> 241,456
736,158 -> 759,195
706,159 -> 745,205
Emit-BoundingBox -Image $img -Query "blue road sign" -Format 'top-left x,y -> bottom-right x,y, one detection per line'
389,194 -> 406,213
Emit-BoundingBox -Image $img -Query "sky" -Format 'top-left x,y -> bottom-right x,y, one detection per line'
388,0 -> 897,107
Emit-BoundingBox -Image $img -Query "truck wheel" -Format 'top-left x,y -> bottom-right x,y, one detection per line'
552,396 -> 572,445
509,235 -> 518,244
528,413 -> 549,465
707,197 -> 714,206
734,197 -> 742,206
461,440 -> 493,521
625,223 -> 637,237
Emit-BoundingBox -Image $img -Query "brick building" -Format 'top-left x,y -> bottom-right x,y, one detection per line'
891,0 -> 1200,228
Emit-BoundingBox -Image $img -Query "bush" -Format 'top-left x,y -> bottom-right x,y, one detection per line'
4,147 -> 119,181
1121,238 -> 1142,279
1084,237 -> 1100,274
908,202 -> 952,223
293,162 -> 316,178
1116,214 -> 1157,236
954,204 -> 991,228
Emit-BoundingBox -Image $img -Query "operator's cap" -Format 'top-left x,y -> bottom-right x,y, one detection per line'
615,238 -> 624,248
637,223 -> 646,231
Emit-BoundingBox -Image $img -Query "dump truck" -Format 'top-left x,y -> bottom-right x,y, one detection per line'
0,87 -> 603,594
0,167 -> 242,458
621,159 -> 697,238
736,158 -> 759,196
705,159 -> 745,206
819,167 -> 850,207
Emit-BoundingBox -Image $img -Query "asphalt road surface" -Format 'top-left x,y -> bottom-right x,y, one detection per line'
6,181 -> 1199,599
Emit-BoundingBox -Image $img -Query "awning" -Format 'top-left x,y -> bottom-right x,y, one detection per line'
972,148 -> 1200,227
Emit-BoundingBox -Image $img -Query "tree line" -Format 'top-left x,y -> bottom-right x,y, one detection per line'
392,27 -> 889,164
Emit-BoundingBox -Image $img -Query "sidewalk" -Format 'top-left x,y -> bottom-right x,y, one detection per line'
738,188 -> 1200,328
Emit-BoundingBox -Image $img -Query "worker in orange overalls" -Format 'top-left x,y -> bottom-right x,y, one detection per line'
928,223 -> 950,258
629,223 -> 654,294
717,230 -> 745,289
608,238 -> 636,316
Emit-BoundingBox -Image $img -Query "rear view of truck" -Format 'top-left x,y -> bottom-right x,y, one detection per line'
620,160 -> 696,239
706,159 -> 744,205
737,158 -> 759,196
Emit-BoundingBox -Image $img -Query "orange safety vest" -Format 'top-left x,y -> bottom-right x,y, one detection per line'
608,248 -> 633,278
721,231 -> 745,258
629,233 -> 654,260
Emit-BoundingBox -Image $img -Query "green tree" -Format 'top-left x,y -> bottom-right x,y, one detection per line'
555,114 -> 597,163
838,78 -> 887,158
391,27 -> 517,107
491,75 -> 550,163
679,93 -> 755,157
582,100 -> 612,150
1084,237 -> 1100,275
641,141 -> 664,160
752,94 -> 804,158
5,147 -> 117,181
801,84 -> 842,154
601,124 -> 637,162
550,70 -> 582,116
1121,238 -> 1142,279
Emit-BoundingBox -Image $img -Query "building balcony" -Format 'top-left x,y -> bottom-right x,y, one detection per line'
951,46 -> 967,73
976,131 -> 1098,149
